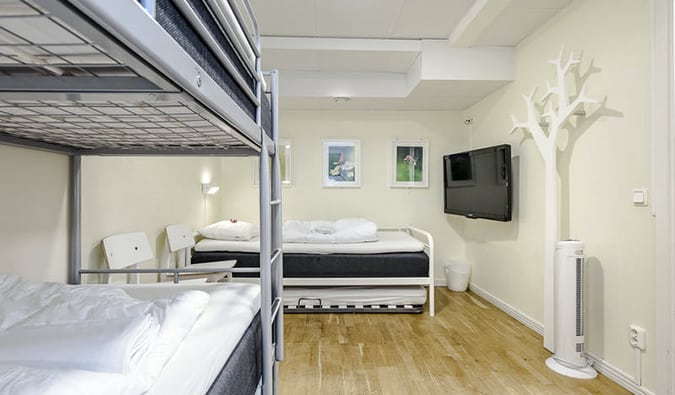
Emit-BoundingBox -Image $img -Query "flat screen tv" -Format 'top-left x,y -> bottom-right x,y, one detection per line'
443,144 -> 512,221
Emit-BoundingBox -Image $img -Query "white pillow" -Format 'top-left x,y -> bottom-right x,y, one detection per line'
198,220 -> 259,241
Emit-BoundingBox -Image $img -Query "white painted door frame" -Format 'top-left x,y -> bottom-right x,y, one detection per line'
652,0 -> 674,394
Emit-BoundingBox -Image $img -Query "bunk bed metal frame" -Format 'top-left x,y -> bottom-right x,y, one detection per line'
0,1 -> 283,394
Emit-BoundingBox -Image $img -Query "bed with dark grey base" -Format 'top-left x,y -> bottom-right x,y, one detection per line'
206,313 -> 261,395
193,251 -> 429,278
120,282 -> 263,395
193,226 -> 436,316
0,276 -> 264,395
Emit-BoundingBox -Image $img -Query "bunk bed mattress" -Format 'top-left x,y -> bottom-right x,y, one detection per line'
193,251 -> 428,278
120,282 -> 261,395
0,277 -> 261,394
153,0 -> 272,135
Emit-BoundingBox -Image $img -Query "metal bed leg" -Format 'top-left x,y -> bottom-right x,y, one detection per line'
430,281 -> 435,317
68,154 -> 81,285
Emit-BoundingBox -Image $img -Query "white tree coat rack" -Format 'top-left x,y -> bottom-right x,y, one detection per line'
509,49 -> 598,352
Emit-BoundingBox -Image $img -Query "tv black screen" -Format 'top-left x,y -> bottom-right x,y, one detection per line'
443,144 -> 512,221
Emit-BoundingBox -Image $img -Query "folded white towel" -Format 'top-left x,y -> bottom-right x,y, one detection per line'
312,226 -> 335,235
283,218 -> 377,243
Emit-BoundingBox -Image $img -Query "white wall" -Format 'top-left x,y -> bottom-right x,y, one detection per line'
463,0 -> 655,390
0,148 -> 221,283
219,110 -> 469,282
0,145 -> 69,282
81,156 -> 222,279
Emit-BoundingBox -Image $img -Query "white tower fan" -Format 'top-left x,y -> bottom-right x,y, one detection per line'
545,240 -> 597,379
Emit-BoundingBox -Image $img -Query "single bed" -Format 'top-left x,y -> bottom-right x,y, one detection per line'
192,226 -> 436,316
0,275 -> 261,395
0,1 -> 284,394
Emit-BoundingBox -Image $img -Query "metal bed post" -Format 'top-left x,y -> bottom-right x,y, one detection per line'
407,225 -> 435,317
425,229 -> 435,317
69,154 -> 81,285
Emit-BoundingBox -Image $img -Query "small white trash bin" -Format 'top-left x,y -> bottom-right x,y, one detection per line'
444,261 -> 471,292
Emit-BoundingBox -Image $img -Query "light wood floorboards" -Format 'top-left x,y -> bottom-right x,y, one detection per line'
279,287 -> 628,394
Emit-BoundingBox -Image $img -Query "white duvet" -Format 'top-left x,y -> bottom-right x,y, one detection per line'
0,364 -> 146,395
283,218 -> 377,243
0,274 -> 210,394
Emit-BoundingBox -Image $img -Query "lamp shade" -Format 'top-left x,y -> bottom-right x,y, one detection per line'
201,183 -> 220,194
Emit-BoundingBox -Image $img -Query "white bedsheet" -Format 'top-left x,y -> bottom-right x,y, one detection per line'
196,229 -> 425,254
0,274 -> 210,388
0,316 -> 156,374
0,364 -> 146,395
120,282 -> 261,395
0,275 -> 259,395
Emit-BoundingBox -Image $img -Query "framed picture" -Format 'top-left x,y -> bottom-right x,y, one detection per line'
391,140 -> 428,188
253,139 -> 291,186
322,140 -> 360,188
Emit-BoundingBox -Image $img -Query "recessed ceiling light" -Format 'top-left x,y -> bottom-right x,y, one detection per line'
332,96 -> 351,104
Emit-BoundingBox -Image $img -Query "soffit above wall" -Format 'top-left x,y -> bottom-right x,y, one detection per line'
250,0 -> 571,110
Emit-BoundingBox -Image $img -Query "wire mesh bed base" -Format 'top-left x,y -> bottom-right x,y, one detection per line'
0,0 -> 270,154
284,303 -> 424,314
282,285 -> 428,314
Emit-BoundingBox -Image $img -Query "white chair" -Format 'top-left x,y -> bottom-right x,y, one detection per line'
102,232 -> 153,284
163,224 -> 236,283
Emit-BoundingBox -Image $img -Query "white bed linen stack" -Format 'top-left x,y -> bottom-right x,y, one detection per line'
195,229 -> 425,254
282,217 -> 378,244
0,274 -> 210,395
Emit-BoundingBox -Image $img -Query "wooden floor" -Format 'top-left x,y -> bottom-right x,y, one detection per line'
279,287 -> 628,395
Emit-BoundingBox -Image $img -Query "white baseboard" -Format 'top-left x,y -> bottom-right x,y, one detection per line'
468,282 -> 543,335
585,353 -> 655,395
467,282 -> 655,395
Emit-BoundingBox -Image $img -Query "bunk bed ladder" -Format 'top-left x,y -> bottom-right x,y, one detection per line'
260,68 -> 283,395
269,69 -> 284,371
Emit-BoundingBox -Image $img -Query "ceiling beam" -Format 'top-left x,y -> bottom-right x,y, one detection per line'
261,36 -> 421,53
278,71 -> 409,98
274,44 -> 513,99
448,0 -> 511,48
420,43 -> 514,81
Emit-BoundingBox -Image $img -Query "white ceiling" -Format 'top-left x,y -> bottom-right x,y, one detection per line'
249,0 -> 571,110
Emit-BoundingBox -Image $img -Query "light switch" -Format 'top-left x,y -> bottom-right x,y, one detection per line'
632,189 -> 648,206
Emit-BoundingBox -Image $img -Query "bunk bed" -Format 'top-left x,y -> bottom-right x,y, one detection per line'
0,1 -> 283,394
193,225 -> 436,316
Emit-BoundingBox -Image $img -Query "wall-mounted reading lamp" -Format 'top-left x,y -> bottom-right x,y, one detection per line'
201,182 -> 220,194
201,182 -> 219,226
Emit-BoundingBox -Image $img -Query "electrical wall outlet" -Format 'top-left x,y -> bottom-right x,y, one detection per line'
630,325 -> 646,350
